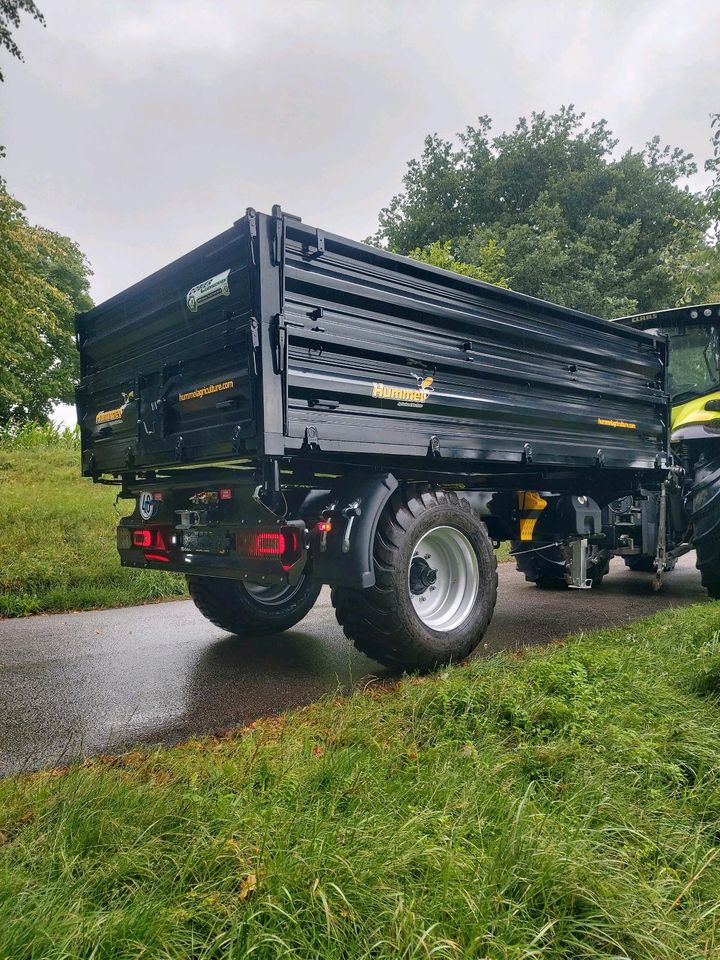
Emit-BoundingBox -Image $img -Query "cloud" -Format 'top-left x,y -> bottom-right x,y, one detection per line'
1,0 -> 718,303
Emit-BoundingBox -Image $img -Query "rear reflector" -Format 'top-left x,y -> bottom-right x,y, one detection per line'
144,552 -> 170,563
219,487 -> 233,500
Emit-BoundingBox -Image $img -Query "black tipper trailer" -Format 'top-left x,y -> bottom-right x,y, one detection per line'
76,205 -> 671,670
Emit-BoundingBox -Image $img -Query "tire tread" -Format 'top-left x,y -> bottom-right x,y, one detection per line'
332,486 -> 498,670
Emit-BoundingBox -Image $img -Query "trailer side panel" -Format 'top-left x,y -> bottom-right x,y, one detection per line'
281,217 -> 667,471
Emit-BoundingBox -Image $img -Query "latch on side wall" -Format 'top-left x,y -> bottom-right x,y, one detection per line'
303,229 -> 325,260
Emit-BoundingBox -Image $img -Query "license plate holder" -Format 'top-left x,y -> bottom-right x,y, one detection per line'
181,529 -> 231,554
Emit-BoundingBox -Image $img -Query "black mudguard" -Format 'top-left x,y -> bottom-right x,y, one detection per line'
310,473 -> 398,589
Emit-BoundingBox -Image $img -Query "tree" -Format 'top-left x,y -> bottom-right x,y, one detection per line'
408,238 -> 509,287
376,107 -> 713,318
0,178 -> 93,427
0,0 -> 44,82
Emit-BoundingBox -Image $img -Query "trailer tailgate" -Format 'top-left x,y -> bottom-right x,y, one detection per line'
76,221 -> 256,475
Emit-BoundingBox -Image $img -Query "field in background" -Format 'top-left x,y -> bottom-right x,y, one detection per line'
0,426 -> 510,619
0,426 -> 185,617
2,602 -> 720,957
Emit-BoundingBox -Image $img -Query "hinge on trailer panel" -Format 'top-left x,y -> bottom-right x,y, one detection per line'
596,448 -> 605,467
303,230 -> 325,261
310,307 -> 325,332
249,317 -> 260,376
232,425 -> 245,453
274,314 -> 287,375
274,313 -> 304,374
522,443 -> 533,464
250,316 -> 260,349
271,203 -> 284,266
242,208 -> 257,266
304,425 -> 320,450
245,207 -> 257,238
428,435 -> 441,458
175,436 -> 185,462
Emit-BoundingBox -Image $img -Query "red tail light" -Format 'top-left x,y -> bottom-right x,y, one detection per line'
133,529 -> 168,550
252,532 -> 286,556
237,527 -> 303,570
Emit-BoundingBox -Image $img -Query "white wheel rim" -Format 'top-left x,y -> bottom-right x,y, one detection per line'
408,525 -> 479,631
244,577 -> 304,606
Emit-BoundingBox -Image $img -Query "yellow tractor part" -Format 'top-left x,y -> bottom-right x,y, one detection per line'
517,491 -> 548,541
671,389 -> 720,433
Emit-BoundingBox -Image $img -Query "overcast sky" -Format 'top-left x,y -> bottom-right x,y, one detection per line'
2,0 -> 719,309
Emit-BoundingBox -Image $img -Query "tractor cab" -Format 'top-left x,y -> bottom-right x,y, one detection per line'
616,304 -> 720,441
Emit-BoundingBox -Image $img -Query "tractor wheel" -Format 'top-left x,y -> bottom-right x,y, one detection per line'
690,453 -> 720,599
187,573 -> 321,635
332,485 -> 497,671
512,542 -> 611,588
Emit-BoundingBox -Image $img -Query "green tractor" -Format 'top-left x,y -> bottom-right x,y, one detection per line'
513,303 -> 720,595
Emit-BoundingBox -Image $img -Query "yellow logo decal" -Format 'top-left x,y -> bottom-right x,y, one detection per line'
597,418 -> 637,430
95,406 -> 124,425
95,391 -> 134,425
371,375 -> 435,407
179,380 -> 234,402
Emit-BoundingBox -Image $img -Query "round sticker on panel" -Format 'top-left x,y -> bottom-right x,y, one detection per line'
138,491 -> 157,521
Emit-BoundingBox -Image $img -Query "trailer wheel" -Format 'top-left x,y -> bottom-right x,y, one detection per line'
690,452 -> 720,599
187,573 -> 321,636
331,486 -> 497,671
512,542 -> 611,588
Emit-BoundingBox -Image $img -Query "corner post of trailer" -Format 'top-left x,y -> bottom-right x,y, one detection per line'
251,208 -> 286,459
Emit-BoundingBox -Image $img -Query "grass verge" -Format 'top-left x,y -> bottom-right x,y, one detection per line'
0,428 -> 186,617
2,602 -> 720,957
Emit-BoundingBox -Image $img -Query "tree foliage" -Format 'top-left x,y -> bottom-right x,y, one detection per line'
0,178 -> 93,427
376,107 -> 715,317
0,0 -> 44,82
408,238 -> 509,287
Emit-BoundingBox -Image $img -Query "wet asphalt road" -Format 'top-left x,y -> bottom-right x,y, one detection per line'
0,554 -> 708,776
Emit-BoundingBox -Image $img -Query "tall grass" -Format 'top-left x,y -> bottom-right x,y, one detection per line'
1,602 -> 720,958
0,423 -> 186,616
0,421 -> 80,449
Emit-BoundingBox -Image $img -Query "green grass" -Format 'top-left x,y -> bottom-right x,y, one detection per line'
0,427 -> 186,617
496,540 -> 511,563
0,425 -> 510,618
2,603 -> 720,958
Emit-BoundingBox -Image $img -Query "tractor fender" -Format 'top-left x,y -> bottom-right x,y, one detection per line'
309,473 -> 398,588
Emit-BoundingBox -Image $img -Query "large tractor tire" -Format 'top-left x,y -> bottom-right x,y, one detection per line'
332,485 -> 497,672
691,453 -> 720,599
187,573 -> 321,635
512,542 -> 611,588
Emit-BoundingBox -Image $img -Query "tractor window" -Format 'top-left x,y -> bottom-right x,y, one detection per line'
666,325 -> 720,401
